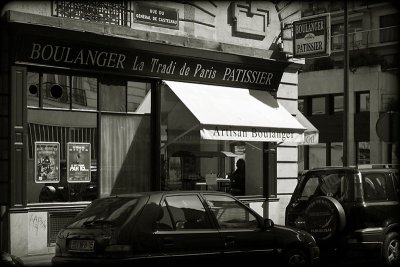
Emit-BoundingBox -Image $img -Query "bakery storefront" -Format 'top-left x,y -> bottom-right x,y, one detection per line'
2,18 -> 306,256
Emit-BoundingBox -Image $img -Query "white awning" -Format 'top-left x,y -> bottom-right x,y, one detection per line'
164,81 -> 305,143
295,110 -> 319,145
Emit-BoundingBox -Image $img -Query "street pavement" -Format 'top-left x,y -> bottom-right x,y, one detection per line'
20,253 -> 53,267
18,252 -> 383,267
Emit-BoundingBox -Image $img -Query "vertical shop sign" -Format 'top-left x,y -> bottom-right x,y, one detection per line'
35,142 -> 60,183
67,143 -> 91,183
293,14 -> 330,58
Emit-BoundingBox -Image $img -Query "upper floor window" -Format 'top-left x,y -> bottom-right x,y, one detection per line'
331,20 -> 363,50
356,92 -> 370,113
298,98 -> 305,114
52,1 -> 131,27
311,96 -> 326,115
380,13 -> 399,43
333,94 -> 344,113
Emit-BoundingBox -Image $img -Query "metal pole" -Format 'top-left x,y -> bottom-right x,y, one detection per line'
343,1 -> 349,166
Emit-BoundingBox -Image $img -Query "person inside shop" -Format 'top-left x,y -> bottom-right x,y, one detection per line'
229,158 -> 245,196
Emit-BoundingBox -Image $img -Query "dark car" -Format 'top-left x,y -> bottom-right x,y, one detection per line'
1,251 -> 23,267
285,165 -> 400,266
52,191 -> 319,267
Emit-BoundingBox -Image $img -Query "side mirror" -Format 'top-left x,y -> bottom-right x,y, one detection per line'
264,218 -> 274,229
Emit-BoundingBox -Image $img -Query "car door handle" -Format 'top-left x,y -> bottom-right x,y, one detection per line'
162,237 -> 175,246
225,236 -> 235,247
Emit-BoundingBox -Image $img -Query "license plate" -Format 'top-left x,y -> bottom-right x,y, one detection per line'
69,240 -> 95,252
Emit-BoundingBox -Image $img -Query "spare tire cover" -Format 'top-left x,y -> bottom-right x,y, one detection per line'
304,196 -> 346,241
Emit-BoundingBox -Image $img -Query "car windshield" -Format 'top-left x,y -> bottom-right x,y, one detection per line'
296,171 -> 354,202
67,196 -> 146,228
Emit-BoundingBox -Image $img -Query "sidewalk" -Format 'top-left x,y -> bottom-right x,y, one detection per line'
20,253 -> 53,267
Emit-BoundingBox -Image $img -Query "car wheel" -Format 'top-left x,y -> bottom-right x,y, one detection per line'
284,249 -> 308,267
383,232 -> 400,266
304,196 -> 346,241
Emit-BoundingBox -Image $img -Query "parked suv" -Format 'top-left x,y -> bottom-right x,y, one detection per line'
285,165 -> 400,266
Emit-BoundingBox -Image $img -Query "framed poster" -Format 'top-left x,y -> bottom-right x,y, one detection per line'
35,142 -> 60,183
67,142 -> 91,183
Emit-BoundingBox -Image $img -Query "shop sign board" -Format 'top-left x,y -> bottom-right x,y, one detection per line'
34,142 -> 60,183
293,14 -> 330,58
67,142 -> 91,183
133,3 -> 179,29
200,126 -> 304,143
15,36 -> 289,92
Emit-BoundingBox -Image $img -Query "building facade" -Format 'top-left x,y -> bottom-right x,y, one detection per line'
297,1 -> 399,170
0,1 -> 313,257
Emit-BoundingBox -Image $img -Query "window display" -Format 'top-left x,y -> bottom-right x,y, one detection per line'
27,71 -> 153,203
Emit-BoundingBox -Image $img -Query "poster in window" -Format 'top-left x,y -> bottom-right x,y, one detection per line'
67,142 -> 91,183
35,142 -> 60,183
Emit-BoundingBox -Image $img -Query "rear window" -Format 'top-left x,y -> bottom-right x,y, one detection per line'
295,170 -> 355,202
67,196 -> 146,228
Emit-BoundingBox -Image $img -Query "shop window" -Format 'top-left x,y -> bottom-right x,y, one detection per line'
127,81 -> 151,113
357,142 -> 370,164
99,79 -> 152,197
311,96 -> 326,115
99,79 -> 151,113
26,71 -> 153,203
100,114 -> 151,197
100,80 -> 126,112
356,92 -> 370,113
27,110 -> 98,203
27,72 -> 40,108
160,84 -> 264,197
29,72 -> 99,111
42,73 -> 70,109
72,76 -> 97,110
309,143 -> 327,169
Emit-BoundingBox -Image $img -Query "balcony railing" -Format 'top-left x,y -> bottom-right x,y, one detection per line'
52,1 -> 132,27
331,25 -> 399,51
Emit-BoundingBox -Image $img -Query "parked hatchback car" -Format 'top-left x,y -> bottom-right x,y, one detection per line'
52,191 -> 319,267
285,165 -> 400,266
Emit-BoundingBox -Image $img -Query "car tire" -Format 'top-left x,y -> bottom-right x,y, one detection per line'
304,196 -> 346,241
383,232 -> 400,266
284,249 -> 308,267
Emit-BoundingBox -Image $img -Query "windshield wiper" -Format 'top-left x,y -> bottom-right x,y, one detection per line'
83,219 -> 116,227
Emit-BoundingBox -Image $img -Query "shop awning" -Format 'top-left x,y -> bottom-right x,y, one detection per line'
164,81 -> 305,143
295,110 -> 319,145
